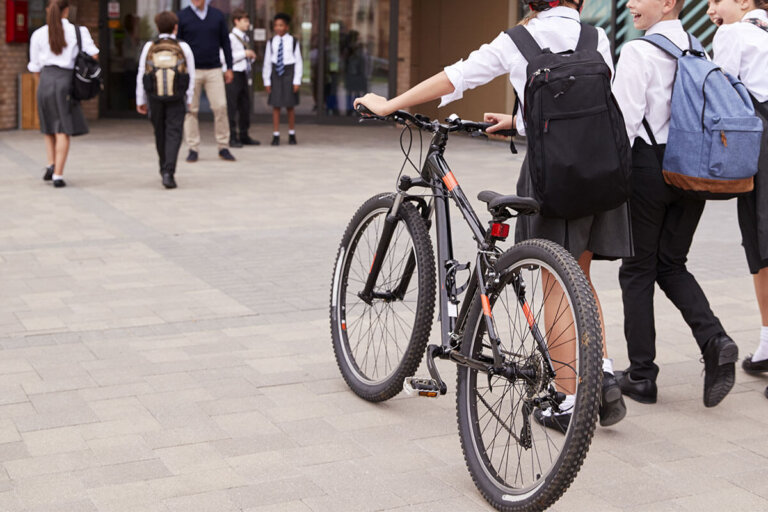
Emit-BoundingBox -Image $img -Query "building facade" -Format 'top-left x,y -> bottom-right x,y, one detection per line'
0,0 -> 715,130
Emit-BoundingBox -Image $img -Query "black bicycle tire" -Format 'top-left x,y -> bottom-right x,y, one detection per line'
330,194 -> 436,402
456,239 -> 602,511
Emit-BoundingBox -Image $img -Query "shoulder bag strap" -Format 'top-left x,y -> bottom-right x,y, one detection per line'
505,25 -> 543,63
575,23 -> 598,51
642,118 -> 659,148
743,17 -> 768,33
75,24 -> 83,53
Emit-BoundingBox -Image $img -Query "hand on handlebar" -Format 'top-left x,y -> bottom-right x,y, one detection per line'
353,93 -> 394,117
483,113 -> 515,134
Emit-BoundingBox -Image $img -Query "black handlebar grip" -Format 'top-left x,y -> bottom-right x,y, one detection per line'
355,104 -> 376,117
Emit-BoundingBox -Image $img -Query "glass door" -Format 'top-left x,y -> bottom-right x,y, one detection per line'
323,0 -> 389,117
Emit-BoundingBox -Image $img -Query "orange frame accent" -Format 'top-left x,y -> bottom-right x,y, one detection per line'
442,172 -> 458,191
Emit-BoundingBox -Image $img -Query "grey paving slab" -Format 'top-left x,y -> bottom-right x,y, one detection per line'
0,120 -> 767,511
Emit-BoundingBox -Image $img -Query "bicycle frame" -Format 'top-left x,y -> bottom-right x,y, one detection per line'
359,123 -> 556,386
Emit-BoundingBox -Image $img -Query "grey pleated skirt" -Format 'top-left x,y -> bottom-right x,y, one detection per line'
268,64 -> 299,108
38,65 -> 88,136
514,156 -> 634,260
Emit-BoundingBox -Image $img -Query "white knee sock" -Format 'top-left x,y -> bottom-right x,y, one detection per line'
542,394 -> 575,416
752,326 -> 768,362
602,358 -> 614,375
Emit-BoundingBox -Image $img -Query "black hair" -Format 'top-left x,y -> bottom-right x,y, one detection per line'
273,12 -> 291,25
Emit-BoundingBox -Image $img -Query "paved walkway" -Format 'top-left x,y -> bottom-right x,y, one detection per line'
0,120 -> 766,511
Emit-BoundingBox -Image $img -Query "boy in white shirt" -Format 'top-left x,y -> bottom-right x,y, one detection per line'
225,9 -> 259,147
136,11 -> 195,189
613,0 -> 738,408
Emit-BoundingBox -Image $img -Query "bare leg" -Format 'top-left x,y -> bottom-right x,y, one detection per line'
543,269 -> 577,395
272,108 -> 281,133
53,134 -> 70,176
754,268 -> 768,326
287,107 -> 295,131
44,135 -> 55,166
577,251 -> 608,358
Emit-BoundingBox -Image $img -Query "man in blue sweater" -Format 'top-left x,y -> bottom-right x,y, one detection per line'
178,0 -> 236,162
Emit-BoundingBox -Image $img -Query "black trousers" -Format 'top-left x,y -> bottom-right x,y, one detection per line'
148,98 -> 185,176
619,139 -> 724,382
226,71 -> 250,139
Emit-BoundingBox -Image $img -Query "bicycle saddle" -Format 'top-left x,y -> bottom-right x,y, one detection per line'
477,191 -> 540,217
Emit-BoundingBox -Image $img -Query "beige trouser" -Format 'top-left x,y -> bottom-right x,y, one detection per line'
184,68 -> 230,151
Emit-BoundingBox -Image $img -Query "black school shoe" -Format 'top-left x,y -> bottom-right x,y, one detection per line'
186,150 -> 198,163
702,333 -> 738,408
616,370 -> 658,404
218,148 -> 236,161
53,178 -> 66,188
271,135 -> 280,146
240,135 -> 260,145
742,354 -> 768,374
43,165 -> 54,181
229,137 -> 243,148
600,372 -> 627,427
533,407 -> 570,434
288,133 -> 297,145
161,173 -> 177,189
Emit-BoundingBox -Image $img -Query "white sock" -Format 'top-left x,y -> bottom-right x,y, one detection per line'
289,129 -> 296,135
752,326 -> 768,362
602,358 -> 614,375
542,394 -> 575,417
52,174 -> 63,181
273,131 -> 280,137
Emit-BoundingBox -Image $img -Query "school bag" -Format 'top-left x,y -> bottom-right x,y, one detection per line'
72,25 -> 103,101
640,34 -> 763,199
505,23 -> 632,219
142,38 -> 190,102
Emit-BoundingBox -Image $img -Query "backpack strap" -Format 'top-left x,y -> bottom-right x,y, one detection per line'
743,17 -> 768,33
642,118 -> 659,148
688,33 -> 706,54
75,24 -> 83,53
575,23 -> 598,51
505,26 -> 543,63
639,33 -> 684,59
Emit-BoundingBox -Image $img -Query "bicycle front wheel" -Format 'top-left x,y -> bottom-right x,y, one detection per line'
330,194 -> 436,402
456,239 -> 602,511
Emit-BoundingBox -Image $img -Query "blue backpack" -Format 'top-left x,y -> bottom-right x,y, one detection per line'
641,33 -> 763,199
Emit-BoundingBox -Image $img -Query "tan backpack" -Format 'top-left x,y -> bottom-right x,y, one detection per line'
143,38 -> 189,101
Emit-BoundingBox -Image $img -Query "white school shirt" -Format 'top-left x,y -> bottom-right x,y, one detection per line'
712,9 -> 768,103
613,20 -> 691,146
27,18 -> 99,72
220,28 -> 253,72
440,6 -> 614,136
262,34 -> 302,86
135,34 -> 196,107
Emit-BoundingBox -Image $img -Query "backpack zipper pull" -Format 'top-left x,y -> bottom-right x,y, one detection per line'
544,119 -> 550,133
721,130 -> 728,147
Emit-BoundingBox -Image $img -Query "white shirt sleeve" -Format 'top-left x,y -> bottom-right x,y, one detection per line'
230,33 -> 246,63
612,42 -> 651,144
293,38 -> 302,86
181,42 -> 195,105
712,24 -> 742,78
80,26 -> 99,56
263,39 -> 272,86
27,29 -> 44,72
440,31 -> 519,107
596,27 -> 615,77
135,41 -> 151,107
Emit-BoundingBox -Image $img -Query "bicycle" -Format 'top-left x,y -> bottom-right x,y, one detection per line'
329,106 -> 603,511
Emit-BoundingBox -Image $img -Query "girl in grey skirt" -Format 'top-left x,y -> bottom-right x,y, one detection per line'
262,13 -> 302,146
354,0 -> 631,429
27,0 -> 99,188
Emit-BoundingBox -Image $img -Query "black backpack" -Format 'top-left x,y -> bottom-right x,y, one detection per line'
506,23 -> 631,219
72,25 -> 103,101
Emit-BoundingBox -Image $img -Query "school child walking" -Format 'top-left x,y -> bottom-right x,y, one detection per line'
355,0 -> 630,431
263,13 -> 302,146
135,11 -> 195,189
708,0 -> 768,399
225,9 -> 259,147
613,0 -> 738,408
27,0 -> 99,188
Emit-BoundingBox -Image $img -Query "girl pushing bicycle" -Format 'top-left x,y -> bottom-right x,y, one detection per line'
355,0 -> 630,432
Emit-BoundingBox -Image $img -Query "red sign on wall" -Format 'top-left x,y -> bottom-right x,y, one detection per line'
6,0 -> 29,43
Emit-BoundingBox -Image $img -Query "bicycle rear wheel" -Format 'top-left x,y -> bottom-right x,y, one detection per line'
330,194 -> 436,402
456,239 -> 601,511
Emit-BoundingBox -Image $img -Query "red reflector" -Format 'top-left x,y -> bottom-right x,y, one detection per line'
491,223 -> 510,239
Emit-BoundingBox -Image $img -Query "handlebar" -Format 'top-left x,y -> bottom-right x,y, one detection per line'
355,104 -> 516,138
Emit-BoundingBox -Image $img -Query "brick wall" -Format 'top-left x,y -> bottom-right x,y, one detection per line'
396,0 -> 411,96
0,1 -> 32,129
0,0 -> 100,131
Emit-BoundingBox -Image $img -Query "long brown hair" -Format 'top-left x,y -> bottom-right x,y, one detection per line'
47,0 -> 69,55
756,0 -> 768,12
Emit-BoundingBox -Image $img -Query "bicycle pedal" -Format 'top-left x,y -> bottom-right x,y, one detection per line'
404,377 -> 442,398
